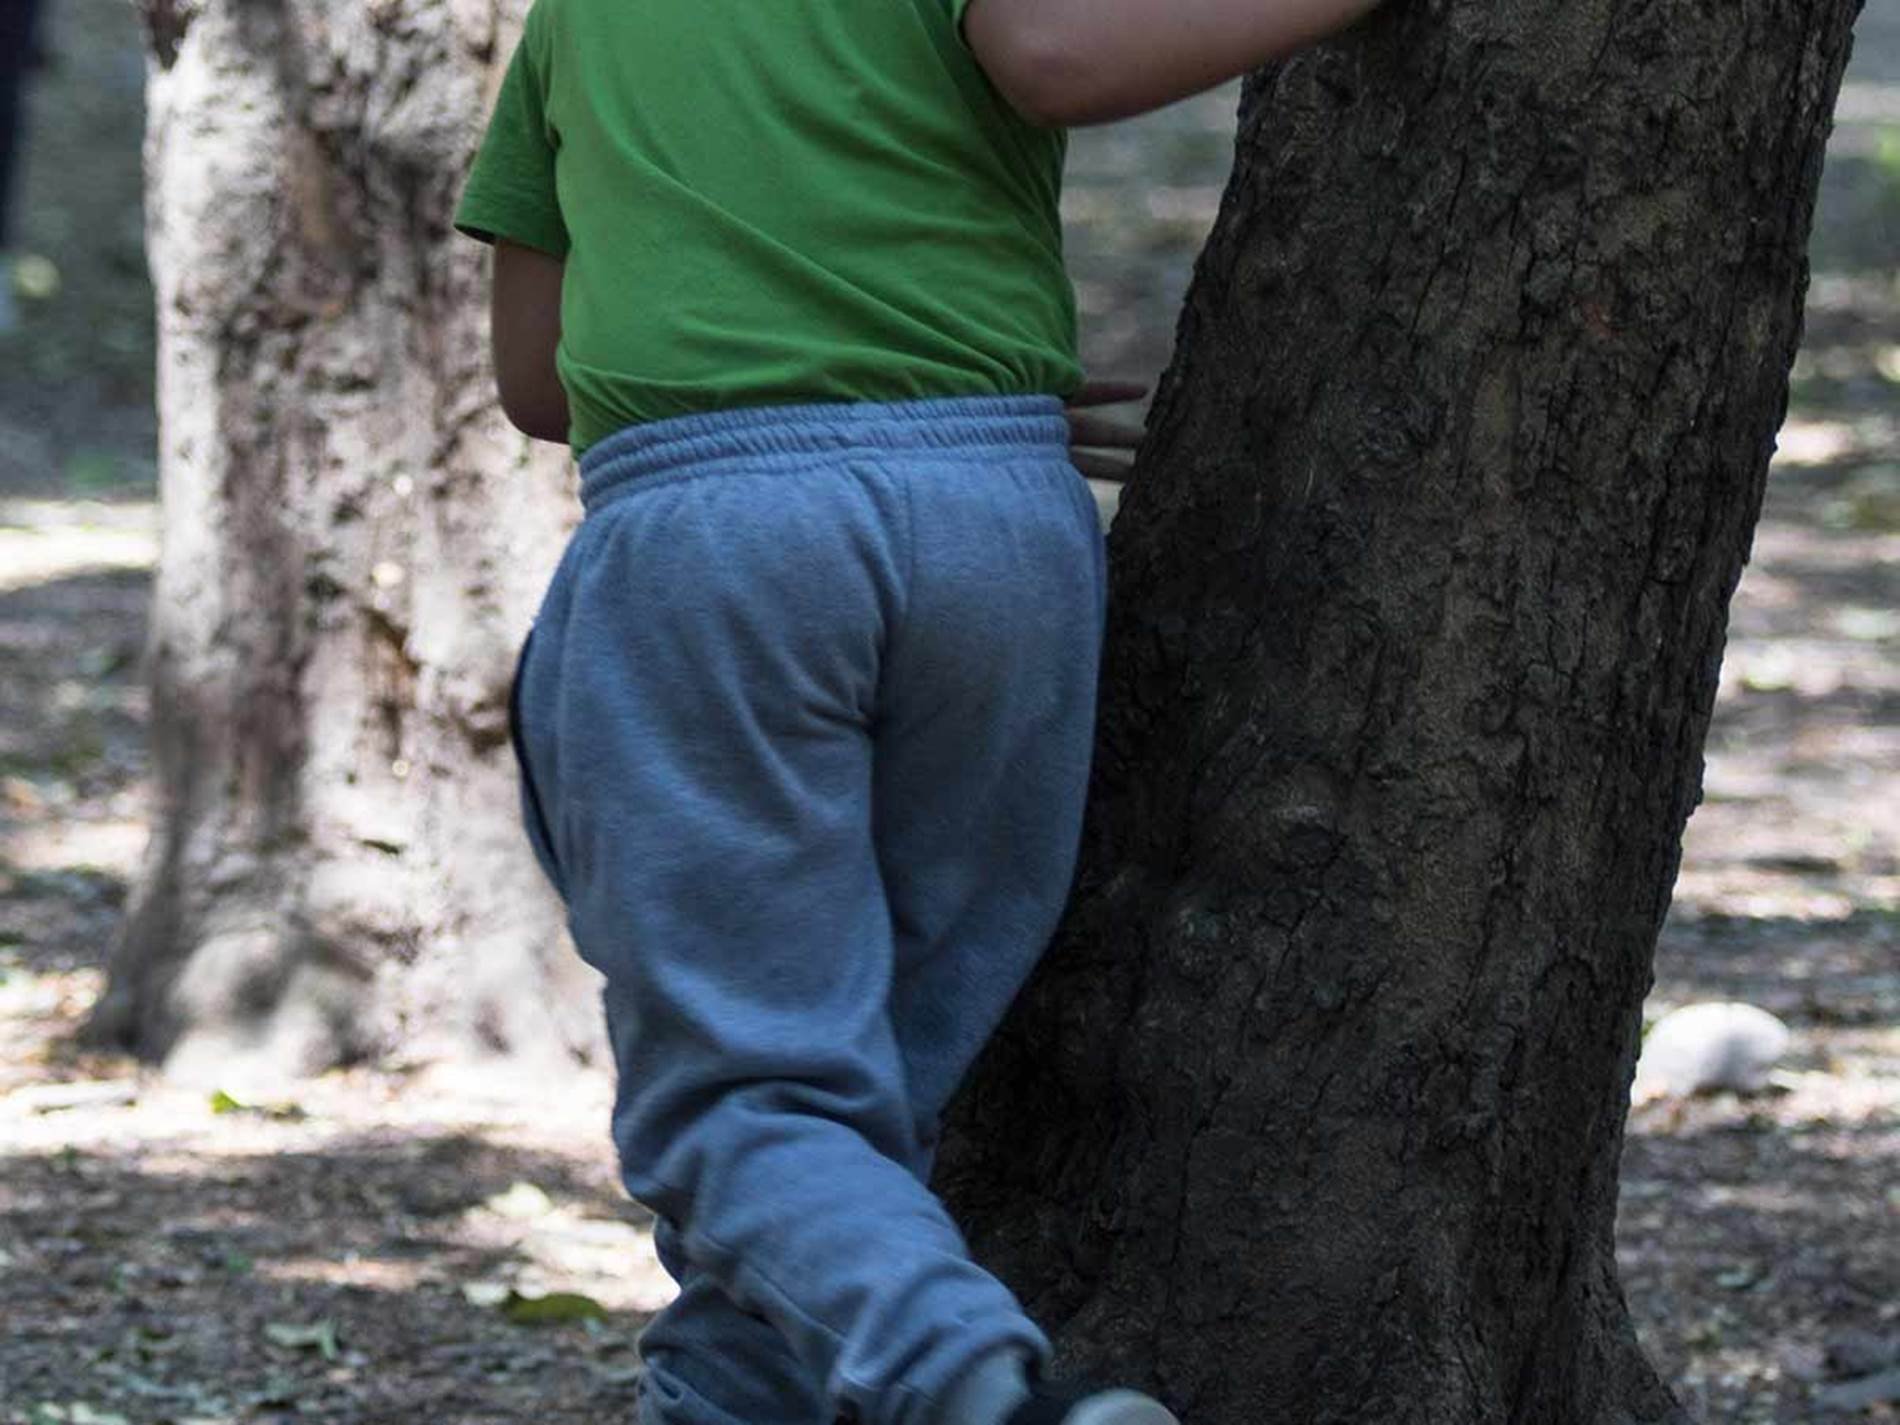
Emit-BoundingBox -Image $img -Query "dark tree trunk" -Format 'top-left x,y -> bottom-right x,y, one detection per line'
941,0 -> 1861,1421
87,0 -> 603,1082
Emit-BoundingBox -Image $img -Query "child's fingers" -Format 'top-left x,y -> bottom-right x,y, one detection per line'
1070,450 -> 1135,482
1066,410 -> 1146,450
1065,376 -> 1148,482
1066,377 -> 1150,408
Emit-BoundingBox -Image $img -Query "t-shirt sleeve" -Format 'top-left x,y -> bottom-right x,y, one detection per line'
455,22 -> 570,258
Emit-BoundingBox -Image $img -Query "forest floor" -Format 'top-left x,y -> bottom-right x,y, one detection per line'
1,1 -> 1896,1422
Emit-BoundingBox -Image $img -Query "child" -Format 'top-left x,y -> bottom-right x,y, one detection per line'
456,1 -> 1377,1421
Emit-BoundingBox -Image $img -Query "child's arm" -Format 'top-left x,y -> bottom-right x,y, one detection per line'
491,239 -> 570,444
963,0 -> 1384,127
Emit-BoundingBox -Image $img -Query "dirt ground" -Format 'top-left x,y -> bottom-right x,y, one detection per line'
1,2 -> 1896,1422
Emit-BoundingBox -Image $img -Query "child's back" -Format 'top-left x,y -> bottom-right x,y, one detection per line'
459,0 -> 1080,454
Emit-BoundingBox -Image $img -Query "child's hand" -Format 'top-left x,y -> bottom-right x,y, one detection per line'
1064,377 -> 1148,482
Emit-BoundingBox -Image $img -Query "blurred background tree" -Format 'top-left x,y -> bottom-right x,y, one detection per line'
83,1 -> 597,1080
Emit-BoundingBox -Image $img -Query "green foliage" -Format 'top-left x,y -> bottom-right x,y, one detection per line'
207,1088 -> 307,1121
61,451 -> 127,497
1875,126 -> 1900,185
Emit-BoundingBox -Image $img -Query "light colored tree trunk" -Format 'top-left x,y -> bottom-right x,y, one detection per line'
941,0 -> 1862,1419
90,0 -> 602,1082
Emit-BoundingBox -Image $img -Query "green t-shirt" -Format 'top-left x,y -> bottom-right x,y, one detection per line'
455,0 -> 1083,454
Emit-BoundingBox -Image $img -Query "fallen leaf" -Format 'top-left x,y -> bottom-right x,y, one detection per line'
1815,1368 -> 1900,1411
209,1088 -> 307,1121
501,1289 -> 608,1326
263,1318 -> 341,1361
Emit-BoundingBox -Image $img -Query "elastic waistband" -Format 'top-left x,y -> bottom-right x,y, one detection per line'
577,394 -> 1071,515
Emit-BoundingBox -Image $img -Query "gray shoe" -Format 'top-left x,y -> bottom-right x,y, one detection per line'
1004,1383 -> 1179,1425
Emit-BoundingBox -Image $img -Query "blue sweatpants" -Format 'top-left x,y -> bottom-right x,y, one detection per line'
506,394 -> 1108,1425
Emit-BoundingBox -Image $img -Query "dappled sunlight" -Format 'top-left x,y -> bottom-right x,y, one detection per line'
1714,635 -> 1899,697
1674,350 -> 1900,925
1774,417 -> 1869,467
1630,1064 -> 1900,1137
1791,338 -> 1900,388
1834,79 -> 1900,123
0,497 -> 157,592
1619,1009 -> 1898,1418
0,816 -> 146,876
1668,875 -> 1898,920
254,1251 -> 438,1295
243,1182 -> 673,1315
0,1130 -> 662,1420
0,953 -> 107,1090
1806,272 -> 1900,310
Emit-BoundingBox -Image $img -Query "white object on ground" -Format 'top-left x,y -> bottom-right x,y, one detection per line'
1816,1368 -> 1900,1412
1632,1001 -> 1792,1101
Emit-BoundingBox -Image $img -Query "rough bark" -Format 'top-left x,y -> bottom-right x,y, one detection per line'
941,0 -> 1861,1421
87,0 -> 601,1081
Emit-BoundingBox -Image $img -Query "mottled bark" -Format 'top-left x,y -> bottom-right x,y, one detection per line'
89,0 -> 601,1080
942,0 -> 1860,1421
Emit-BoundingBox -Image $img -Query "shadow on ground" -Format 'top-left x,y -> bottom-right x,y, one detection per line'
1,1128 -> 660,1422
